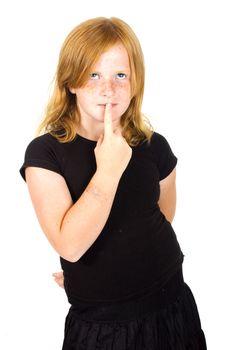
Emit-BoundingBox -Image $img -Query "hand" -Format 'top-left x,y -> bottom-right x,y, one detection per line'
52,271 -> 64,289
94,103 -> 132,179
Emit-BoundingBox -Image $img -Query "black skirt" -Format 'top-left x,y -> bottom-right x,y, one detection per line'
62,268 -> 207,349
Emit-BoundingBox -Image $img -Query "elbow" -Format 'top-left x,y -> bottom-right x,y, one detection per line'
42,228 -> 82,263
61,252 -> 81,263
67,257 -> 80,263
161,213 -> 173,224
55,235 -> 82,263
165,210 -> 175,224
166,215 -> 174,224
57,245 -> 82,263
63,247 -> 82,262
159,207 -> 175,224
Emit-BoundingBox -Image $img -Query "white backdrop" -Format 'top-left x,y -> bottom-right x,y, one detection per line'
0,0 -> 232,348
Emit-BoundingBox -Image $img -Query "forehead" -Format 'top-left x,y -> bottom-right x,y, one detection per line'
92,43 -> 130,70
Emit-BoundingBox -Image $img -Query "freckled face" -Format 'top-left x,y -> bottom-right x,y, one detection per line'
70,43 -> 132,128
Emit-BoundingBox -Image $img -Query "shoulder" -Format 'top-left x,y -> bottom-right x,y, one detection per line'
25,132 -> 60,151
150,131 -> 170,144
20,133 -> 65,181
149,131 -> 174,154
24,132 -> 67,161
149,131 -> 178,181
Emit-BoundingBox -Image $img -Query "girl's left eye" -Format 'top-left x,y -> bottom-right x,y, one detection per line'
116,73 -> 126,79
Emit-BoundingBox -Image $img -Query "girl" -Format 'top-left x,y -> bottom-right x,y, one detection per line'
20,17 -> 207,349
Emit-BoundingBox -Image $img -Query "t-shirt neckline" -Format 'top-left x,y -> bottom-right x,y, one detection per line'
76,133 -> 98,144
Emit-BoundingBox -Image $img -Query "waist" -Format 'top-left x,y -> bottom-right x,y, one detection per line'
68,266 -> 185,323
60,214 -> 184,303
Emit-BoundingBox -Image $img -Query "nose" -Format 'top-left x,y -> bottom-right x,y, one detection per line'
99,80 -> 115,97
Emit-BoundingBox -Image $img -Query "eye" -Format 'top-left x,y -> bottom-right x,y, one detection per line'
116,73 -> 126,79
90,73 -> 100,80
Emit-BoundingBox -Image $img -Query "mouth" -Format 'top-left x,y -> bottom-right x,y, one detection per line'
98,104 -> 117,107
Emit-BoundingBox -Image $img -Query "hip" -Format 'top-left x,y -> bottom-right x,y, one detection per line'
67,266 -> 185,323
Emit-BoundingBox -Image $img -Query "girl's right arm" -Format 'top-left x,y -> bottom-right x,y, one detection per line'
25,104 -> 132,263
26,167 -> 119,263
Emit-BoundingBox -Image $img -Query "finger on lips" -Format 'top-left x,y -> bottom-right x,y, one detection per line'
104,103 -> 113,135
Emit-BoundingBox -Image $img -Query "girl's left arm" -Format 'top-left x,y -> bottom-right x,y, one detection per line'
52,271 -> 64,289
158,167 -> 177,224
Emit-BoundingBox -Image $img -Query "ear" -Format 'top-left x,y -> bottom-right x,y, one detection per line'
69,86 -> 76,94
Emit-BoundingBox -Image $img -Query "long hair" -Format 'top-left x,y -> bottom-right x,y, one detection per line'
37,17 -> 154,146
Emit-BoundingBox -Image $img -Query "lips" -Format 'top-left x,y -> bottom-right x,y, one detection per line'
98,103 -> 117,106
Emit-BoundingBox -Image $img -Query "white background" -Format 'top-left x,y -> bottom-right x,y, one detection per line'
0,0 -> 232,348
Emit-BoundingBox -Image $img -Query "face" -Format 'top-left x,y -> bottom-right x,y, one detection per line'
70,43 -> 132,133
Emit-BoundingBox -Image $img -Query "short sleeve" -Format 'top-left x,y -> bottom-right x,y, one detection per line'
19,134 -> 63,182
151,132 -> 178,181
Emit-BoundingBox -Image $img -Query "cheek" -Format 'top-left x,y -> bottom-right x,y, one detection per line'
83,85 -> 97,98
115,82 -> 131,99
78,83 -> 98,99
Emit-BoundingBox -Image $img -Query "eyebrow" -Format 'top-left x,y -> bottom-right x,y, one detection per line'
115,68 -> 130,71
90,68 -> 130,72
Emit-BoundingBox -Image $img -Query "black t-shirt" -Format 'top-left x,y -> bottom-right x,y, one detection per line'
20,131 -> 184,304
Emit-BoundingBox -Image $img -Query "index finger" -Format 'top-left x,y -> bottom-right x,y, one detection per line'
104,103 -> 113,136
